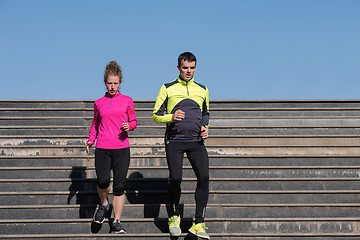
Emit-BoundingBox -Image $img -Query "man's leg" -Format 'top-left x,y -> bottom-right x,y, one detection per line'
187,142 -> 210,239
165,142 -> 185,215
165,142 -> 185,236
187,141 -> 209,223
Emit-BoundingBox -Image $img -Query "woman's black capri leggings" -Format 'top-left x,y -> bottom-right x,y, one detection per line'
95,148 -> 130,196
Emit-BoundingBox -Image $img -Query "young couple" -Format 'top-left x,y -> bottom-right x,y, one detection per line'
86,52 -> 210,239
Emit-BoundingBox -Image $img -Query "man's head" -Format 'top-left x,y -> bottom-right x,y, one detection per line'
177,52 -> 197,81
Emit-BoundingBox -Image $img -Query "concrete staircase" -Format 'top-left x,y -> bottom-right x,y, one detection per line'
1,99 -> 360,239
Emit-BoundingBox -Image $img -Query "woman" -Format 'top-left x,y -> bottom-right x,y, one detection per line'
86,61 -> 137,234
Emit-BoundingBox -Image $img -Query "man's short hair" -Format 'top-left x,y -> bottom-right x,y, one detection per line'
178,52 -> 197,66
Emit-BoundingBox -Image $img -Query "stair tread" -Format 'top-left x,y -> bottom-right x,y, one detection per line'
1,233 -> 360,238
2,189 -> 360,194
1,154 -> 360,158
3,144 -> 360,147
2,203 -> 360,208
4,107 -> 360,110
1,177 -> 360,182
2,217 -> 360,223
2,165 -> 360,169
3,134 -> 360,138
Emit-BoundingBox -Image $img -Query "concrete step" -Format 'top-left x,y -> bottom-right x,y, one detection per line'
1,190 -> 360,205
0,100 -> 93,108
210,117 -> 360,127
2,125 -> 360,136
2,99 -> 360,109
0,109 -> 93,117
1,165 -> 360,179
2,144 -> 360,156
1,155 -> 360,167
0,218 -> 359,235
0,100 -> 151,109
3,116 -> 360,127
209,100 -> 360,108
0,156 -> 89,167
208,127 -> 360,136
3,108 -> 360,118
0,234 -> 360,240
1,204 -> 360,219
0,127 -> 90,135
2,178 -> 360,192
2,135 -> 360,146
0,116 -> 89,126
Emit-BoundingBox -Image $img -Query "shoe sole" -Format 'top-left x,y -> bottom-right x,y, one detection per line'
112,230 -> 126,234
169,226 -> 181,236
93,219 -> 105,224
189,229 -> 210,239
170,232 -> 181,236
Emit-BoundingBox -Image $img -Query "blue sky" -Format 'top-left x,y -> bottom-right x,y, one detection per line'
0,0 -> 359,100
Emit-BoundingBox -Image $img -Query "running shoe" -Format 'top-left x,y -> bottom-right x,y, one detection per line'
189,222 -> 210,239
93,203 -> 109,224
168,215 -> 181,236
111,221 -> 126,234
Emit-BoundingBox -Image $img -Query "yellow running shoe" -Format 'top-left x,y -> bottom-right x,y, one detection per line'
168,215 -> 181,236
189,222 -> 210,239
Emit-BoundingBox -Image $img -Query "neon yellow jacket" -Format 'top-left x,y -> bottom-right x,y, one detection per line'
153,76 -> 210,142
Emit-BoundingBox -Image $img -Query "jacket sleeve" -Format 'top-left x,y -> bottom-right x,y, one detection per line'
152,85 -> 173,123
201,87 -> 210,129
87,103 -> 99,144
127,98 -> 137,131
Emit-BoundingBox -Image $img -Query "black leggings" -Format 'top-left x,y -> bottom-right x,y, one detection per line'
165,141 -> 209,223
95,148 -> 130,196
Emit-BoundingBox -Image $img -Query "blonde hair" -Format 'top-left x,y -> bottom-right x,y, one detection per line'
104,61 -> 122,84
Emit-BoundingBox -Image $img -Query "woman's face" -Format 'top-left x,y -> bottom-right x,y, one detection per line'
106,75 -> 120,96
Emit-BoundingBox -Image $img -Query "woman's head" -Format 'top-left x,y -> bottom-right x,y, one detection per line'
104,61 -> 122,96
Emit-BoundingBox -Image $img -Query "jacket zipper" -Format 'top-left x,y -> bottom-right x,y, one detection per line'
186,81 -> 189,96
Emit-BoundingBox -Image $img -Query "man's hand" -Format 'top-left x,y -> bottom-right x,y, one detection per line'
85,141 -> 93,155
200,126 -> 208,139
172,109 -> 185,121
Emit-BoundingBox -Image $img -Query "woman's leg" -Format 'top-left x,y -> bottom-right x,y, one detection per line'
97,186 -> 110,205
113,194 -> 126,220
111,148 -> 131,221
93,148 -> 112,223
95,148 -> 112,204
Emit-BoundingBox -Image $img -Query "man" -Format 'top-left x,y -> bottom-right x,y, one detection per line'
152,52 -> 210,239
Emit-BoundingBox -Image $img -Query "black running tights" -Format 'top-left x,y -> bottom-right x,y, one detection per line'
165,141 -> 209,223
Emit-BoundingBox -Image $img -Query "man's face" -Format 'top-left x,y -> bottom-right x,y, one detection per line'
177,59 -> 196,81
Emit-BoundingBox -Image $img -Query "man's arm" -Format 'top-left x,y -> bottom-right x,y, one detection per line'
152,85 -> 173,123
201,87 -> 210,129
200,87 -> 210,139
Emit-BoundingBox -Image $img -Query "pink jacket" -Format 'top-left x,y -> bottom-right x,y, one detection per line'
87,92 -> 137,149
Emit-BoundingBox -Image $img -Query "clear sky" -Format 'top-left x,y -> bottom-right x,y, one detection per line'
0,0 -> 359,100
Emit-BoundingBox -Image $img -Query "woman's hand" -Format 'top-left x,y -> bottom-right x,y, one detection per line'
86,141 -> 93,155
122,120 -> 129,131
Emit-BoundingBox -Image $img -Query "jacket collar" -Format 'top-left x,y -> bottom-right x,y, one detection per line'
177,76 -> 194,85
105,92 -> 121,98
